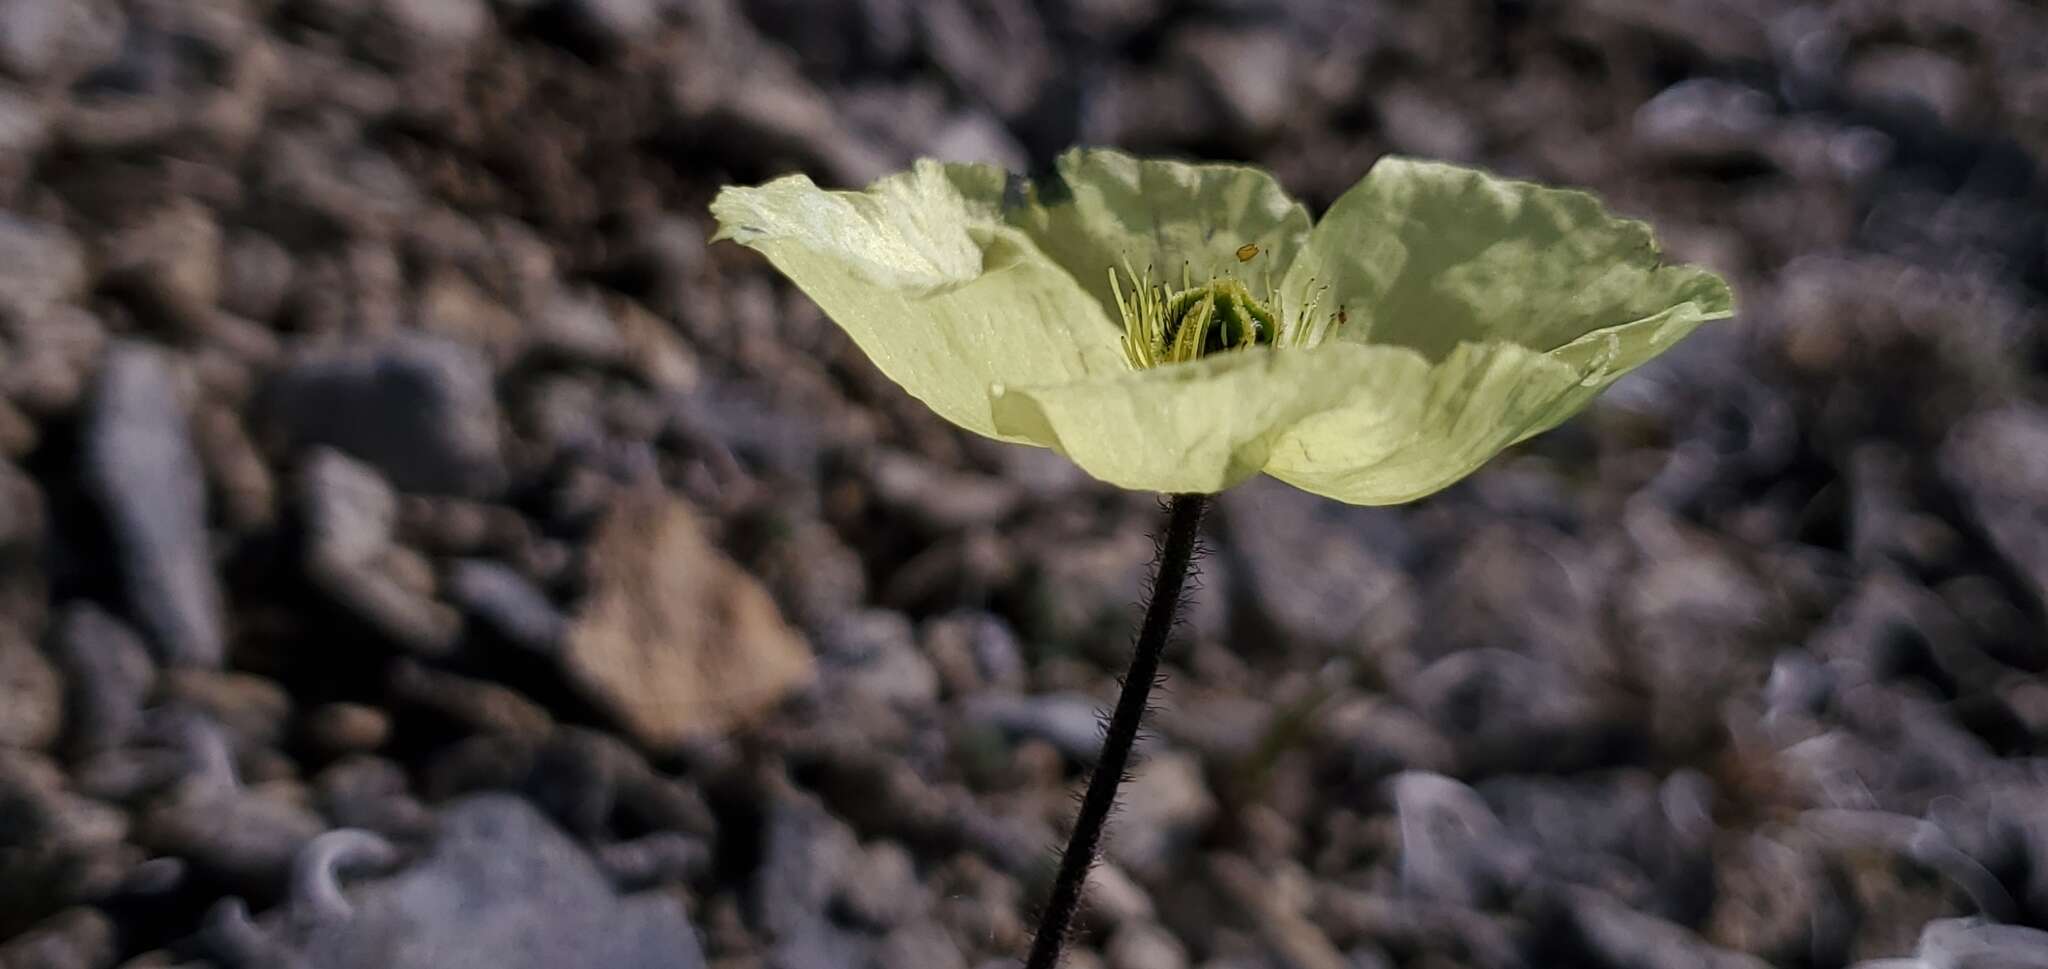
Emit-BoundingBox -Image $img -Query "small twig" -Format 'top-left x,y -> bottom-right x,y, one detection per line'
1024,493 -> 1208,969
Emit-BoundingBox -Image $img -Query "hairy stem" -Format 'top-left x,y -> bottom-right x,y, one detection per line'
1024,493 -> 1208,969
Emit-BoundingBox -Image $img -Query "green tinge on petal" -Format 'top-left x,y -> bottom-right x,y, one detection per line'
1261,340 -> 1592,506
1005,148 -> 1312,322
1283,156 -> 1735,361
989,344 -> 1388,495
711,161 -> 1128,440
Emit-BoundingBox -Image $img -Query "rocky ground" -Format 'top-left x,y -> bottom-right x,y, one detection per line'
2,0 -> 2048,967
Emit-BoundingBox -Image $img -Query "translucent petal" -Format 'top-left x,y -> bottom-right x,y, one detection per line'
711,161 -> 1128,440
1281,156 -> 1734,360
1004,148 -> 1312,322
1260,340 -> 1588,505
988,343 -> 1409,494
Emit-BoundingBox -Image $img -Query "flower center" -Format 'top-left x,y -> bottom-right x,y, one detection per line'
1113,264 -> 1336,369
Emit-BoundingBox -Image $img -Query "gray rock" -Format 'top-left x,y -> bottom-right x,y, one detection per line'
1917,917 -> 2048,969
209,794 -> 706,969
1106,752 -> 1214,881
922,110 -> 1027,172
362,0 -> 491,70
1107,922 -> 1189,969
84,343 -> 225,668
0,751 -> 134,933
0,906 -> 117,969
914,0 -> 1049,119
753,787 -> 862,938
1176,26 -> 1299,136
1220,479 -> 1415,655
100,201 -> 223,331
267,336 -> 506,497
1634,79 -> 1778,166
448,559 -> 565,655
303,702 -> 393,756
922,609 -> 1025,697
1400,649 -> 1629,775
818,609 -> 939,708
834,840 -> 923,930
1391,771 -> 1528,908
221,229 -> 296,323
597,832 -> 712,891
547,0 -> 660,52
314,756 -> 433,840
298,449 -> 462,656
1942,407 -> 2048,618
1561,886 -> 1771,969
0,83 -> 48,196
389,659 -> 552,740
0,214 -> 87,327
47,604 -> 156,754
873,921 -> 967,969
0,628 -> 59,749
962,691 -> 1110,764
138,774 -> 328,898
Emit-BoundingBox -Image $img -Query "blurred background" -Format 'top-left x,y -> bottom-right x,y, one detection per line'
2,0 -> 2047,967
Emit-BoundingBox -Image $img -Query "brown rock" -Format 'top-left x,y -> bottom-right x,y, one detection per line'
564,492 -> 812,748
0,628 -> 60,749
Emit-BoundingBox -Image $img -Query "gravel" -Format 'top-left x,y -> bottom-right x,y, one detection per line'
1,0 -> 2045,966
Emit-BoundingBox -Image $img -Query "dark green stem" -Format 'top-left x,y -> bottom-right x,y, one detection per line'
1024,493 -> 1208,969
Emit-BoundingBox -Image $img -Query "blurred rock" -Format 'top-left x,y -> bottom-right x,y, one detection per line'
100,200 -> 223,332
875,921 -> 968,969
0,215 -> 86,326
0,751 -> 133,933
1846,46 -> 1973,128
211,794 -> 705,969
817,609 -> 939,708
314,755 -> 433,839
390,659 -> 552,739
1634,79 -> 1778,166
302,701 -> 391,755
915,0 -> 1051,119
962,691 -> 1110,764
1942,407 -> 2048,618
1401,649 -> 1631,775
1220,479 -> 1415,656
0,906 -> 117,969
1107,922 -> 1188,969
923,610 -> 1025,698
1108,752 -> 1214,881
47,605 -> 155,754
84,343 -> 225,668
1392,771 -> 1527,908
0,627 -> 59,749
161,669 -> 292,750
1176,26 -> 1298,137
448,558 -> 565,656
835,840 -> 923,930
564,492 -> 813,748
753,786 -> 862,937
1915,917 -> 2048,969
298,448 -> 463,655
1559,885 -> 1772,969
139,771 -> 326,898
266,335 -> 506,497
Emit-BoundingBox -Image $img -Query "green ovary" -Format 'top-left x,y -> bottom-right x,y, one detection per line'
1117,272 -> 1288,370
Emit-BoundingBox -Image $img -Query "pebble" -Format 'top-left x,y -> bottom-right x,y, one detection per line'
46,604 -> 156,754
562,492 -> 813,748
83,343 -> 225,668
264,335 -> 507,497
0,628 -> 60,749
0,215 -> 85,323
297,448 -> 463,656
